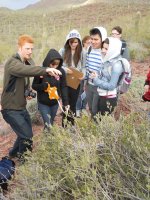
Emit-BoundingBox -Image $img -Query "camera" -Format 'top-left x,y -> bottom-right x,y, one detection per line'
24,89 -> 36,98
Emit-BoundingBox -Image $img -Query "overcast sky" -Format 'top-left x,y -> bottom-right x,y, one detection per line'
0,0 -> 40,10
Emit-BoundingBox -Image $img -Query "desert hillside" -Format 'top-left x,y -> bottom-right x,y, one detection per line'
0,0 -> 150,64
0,0 -> 150,199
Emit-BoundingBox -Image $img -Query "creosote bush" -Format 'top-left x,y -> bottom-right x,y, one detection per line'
26,99 -> 43,125
11,113 -> 149,200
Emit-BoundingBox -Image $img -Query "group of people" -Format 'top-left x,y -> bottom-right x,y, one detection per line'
0,25 -> 149,163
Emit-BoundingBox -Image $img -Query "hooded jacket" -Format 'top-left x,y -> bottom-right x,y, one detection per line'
93,37 -> 124,97
32,49 -> 68,106
1,53 -> 47,110
59,29 -> 86,72
94,26 -> 107,42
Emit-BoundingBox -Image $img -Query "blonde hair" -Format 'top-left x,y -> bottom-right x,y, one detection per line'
18,35 -> 34,47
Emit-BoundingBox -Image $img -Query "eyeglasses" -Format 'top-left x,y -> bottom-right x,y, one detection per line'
111,32 -> 120,36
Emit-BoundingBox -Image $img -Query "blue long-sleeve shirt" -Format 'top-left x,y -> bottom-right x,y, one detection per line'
93,60 -> 123,91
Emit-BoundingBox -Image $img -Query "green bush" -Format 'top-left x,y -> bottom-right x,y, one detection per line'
11,112 -> 150,200
26,99 -> 43,125
129,42 -> 149,62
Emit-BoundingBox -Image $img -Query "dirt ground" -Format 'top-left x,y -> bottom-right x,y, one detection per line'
0,57 -> 149,159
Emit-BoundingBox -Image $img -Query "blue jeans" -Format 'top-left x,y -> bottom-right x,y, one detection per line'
76,92 -> 87,110
38,102 -> 58,128
76,80 -> 87,110
1,109 -> 33,157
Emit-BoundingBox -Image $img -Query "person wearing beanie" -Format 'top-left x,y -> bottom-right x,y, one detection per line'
85,26 -> 107,120
32,49 -> 69,131
59,29 -> 86,126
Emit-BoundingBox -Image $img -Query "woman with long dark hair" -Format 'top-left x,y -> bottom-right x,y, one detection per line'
59,29 -> 86,126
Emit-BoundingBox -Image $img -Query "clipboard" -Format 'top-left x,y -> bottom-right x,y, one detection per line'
66,67 -> 83,89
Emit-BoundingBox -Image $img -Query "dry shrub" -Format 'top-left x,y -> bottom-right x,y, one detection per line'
11,112 -> 149,200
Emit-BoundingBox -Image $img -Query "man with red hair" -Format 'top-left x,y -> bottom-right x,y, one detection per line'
0,35 -> 61,162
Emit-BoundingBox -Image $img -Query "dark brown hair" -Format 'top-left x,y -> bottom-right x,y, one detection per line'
64,38 -> 82,67
102,38 -> 109,48
112,26 -> 122,34
89,28 -> 102,39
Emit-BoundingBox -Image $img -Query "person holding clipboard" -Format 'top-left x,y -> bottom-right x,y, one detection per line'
59,29 -> 86,126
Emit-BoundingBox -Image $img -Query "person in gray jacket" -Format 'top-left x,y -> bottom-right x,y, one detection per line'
91,37 -> 123,116
1,35 -> 61,162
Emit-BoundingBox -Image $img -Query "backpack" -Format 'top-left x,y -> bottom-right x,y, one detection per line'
121,40 -> 127,55
0,157 -> 15,190
117,58 -> 132,94
87,46 -> 92,55
88,46 -> 131,94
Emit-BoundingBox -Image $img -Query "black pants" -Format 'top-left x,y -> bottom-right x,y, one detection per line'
62,85 -> 80,127
1,109 -> 33,157
98,97 -> 117,116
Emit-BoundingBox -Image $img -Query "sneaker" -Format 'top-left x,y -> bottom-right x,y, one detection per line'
76,110 -> 81,118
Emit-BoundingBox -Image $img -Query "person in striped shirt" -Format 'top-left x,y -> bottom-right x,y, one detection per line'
85,27 -> 107,120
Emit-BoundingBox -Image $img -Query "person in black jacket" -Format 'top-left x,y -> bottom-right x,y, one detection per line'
32,49 -> 69,131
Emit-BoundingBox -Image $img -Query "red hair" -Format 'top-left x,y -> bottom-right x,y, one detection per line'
18,35 -> 34,47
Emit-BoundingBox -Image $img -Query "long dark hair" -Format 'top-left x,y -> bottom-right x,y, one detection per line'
64,38 -> 82,67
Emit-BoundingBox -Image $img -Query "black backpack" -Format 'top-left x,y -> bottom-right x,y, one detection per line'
121,40 -> 127,55
0,157 -> 15,191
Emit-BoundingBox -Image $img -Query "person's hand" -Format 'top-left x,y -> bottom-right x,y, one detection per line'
65,105 -> 70,110
66,68 -> 73,74
26,96 -> 33,100
0,104 -> 2,111
46,68 -> 62,76
90,71 -> 98,79
64,105 -> 70,115
78,76 -> 84,81
144,85 -> 149,93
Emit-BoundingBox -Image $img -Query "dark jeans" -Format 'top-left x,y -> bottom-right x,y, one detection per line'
86,84 -> 99,118
38,101 -> 58,129
62,85 -> 80,127
1,109 -> 33,157
98,97 -> 117,116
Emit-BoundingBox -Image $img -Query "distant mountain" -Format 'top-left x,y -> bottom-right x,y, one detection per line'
0,7 -> 12,12
24,0 -> 90,11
